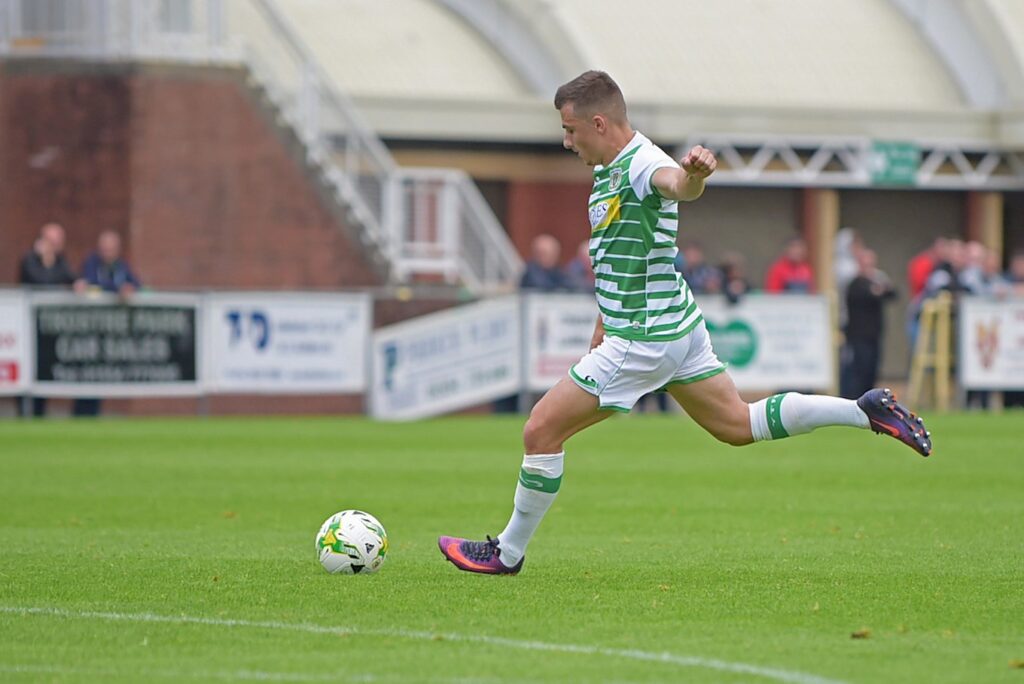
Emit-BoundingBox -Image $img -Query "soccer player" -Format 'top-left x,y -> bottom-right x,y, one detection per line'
439,71 -> 931,575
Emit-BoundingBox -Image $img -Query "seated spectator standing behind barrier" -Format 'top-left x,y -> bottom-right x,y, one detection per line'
907,238 -> 966,357
1006,250 -> 1024,296
75,230 -> 142,417
719,251 -> 752,305
1005,250 -> 1024,408
834,227 -> 863,328
19,222 -> 82,291
17,223 -> 83,417
565,239 -> 595,293
680,241 -> 721,294
764,236 -> 814,293
840,248 -> 896,399
81,230 -> 141,297
907,236 -> 949,300
959,242 -> 1009,410
520,234 -> 569,291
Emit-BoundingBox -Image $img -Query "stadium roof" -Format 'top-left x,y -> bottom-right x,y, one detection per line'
235,0 -> 1024,146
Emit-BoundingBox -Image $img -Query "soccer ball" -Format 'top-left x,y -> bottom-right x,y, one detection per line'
315,510 -> 389,574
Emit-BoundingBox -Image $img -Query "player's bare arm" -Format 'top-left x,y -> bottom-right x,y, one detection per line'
652,145 -> 717,201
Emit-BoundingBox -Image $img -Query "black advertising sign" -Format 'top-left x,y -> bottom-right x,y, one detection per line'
34,301 -> 199,393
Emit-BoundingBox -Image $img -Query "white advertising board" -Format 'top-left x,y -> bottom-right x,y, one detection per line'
0,290 -> 31,395
371,297 -> 520,420
204,292 -> 370,394
521,293 -> 834,392
523,293 -> 597,391
959,296 -> 1024,390
688,294 -> 834,391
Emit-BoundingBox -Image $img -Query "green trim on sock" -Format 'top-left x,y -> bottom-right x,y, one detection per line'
766,393 -> 789,440
518,468 -> 562,493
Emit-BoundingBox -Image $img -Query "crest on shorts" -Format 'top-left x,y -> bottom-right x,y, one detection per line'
609,168 -> 623,191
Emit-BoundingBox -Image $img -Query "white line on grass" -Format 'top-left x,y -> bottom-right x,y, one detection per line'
0,605 -> 847,684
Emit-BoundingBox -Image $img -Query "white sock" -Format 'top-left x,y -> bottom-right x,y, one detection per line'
497,452 -> 563,567
748,393 -> 869,442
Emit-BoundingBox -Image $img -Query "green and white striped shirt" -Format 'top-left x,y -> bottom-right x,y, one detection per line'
587,132 -> 702,341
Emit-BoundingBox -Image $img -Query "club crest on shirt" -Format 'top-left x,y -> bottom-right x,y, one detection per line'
609,167 -> 623,191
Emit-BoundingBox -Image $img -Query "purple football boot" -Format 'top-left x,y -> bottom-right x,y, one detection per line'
857,388 -> 932,457
438,535 -> 523,575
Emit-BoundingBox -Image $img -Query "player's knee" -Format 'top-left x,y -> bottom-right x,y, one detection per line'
523,413 -> 559,453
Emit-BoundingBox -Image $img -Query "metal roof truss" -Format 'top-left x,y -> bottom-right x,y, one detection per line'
680,137 -> 1024,191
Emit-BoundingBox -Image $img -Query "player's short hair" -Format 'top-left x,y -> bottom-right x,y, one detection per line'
554,70 -> 627,122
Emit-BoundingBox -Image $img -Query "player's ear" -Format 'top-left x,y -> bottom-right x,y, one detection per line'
592,114 -> 607,133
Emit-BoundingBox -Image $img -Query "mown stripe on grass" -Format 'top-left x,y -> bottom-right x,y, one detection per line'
0,664 -> 358,682
0,605 -> 847,684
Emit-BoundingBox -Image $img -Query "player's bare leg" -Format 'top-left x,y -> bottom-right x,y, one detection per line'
523,376 -> 615,454
439,379 -> 614,574
666,372 -> 753,446
668,372 -> 931,456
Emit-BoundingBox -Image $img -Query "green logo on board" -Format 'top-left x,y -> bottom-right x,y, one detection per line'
705,319 -> 757,368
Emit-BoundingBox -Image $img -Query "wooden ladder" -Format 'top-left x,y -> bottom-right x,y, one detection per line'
907,291 -> 953,410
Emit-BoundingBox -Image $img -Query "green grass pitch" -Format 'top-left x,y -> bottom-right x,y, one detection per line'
1,412 -> 1022,683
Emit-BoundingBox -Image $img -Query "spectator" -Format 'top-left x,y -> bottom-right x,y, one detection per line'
907,236 -> 949,299
764,236 -> 814,293
981,250 -> 1011,298
520,234 -> 569,291
81,230 -> 141,297
957,241 -> 988,294
1008,250 -> 1024,296
16,223 -> 82,417
719,251 -> 752,305
1005,251 -> 1024,408
921,238 -> 966,297
18,222 -> 82,290
907,239 -> 966,354
959,243 -> 1007,410
834,227 -> 863,327
680,241 -> 721,294
840,248 -> 897,399
564,239 -> 595,293
75,230 -> 142,417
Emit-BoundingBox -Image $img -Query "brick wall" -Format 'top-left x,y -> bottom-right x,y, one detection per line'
506,180 -> 592,264
0,60 -> 381,290
0,60 -> 389,415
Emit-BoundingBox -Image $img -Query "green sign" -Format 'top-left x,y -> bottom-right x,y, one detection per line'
870,141 -> 920,186
705,319 -> 757,368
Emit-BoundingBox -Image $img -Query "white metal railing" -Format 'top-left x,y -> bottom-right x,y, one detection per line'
0,0 -> 233,61
392,168 -> 523,291
0,0 -> 523,293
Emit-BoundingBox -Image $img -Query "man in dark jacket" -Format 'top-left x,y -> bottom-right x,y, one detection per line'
520,234 -> 569,291
17,223 -> 83,417
18,223 -> 80,289
841,248 -> 897,399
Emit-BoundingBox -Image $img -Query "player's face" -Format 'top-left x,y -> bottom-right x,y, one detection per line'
560,104 -> 601,166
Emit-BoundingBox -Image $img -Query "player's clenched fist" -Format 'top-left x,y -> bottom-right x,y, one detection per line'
681,145 -> 717,179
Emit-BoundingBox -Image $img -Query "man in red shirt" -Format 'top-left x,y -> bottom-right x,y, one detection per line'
764,236 -> 814,293
907,237 -> 949,298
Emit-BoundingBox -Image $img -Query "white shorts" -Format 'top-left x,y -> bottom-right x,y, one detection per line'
568,320 -> 726,412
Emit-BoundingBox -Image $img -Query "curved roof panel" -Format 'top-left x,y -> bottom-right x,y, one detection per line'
559,0 -> 964,110
267,0 -> 531,99
988,0 -> 1024,78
